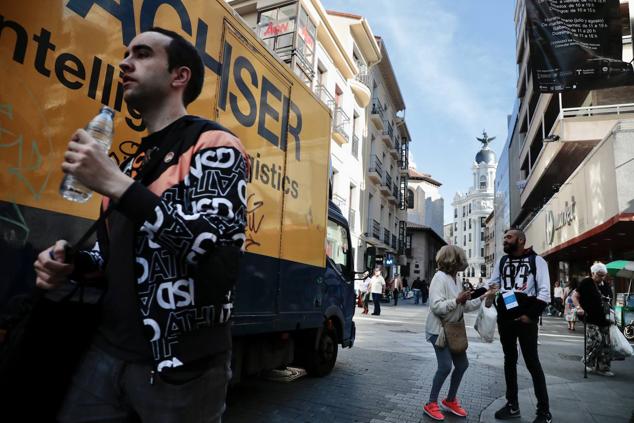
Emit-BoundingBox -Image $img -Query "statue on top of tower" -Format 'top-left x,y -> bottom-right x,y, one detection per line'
476,130 -> 495,148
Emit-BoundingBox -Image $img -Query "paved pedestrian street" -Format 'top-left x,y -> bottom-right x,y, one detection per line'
225,300 -> 634,423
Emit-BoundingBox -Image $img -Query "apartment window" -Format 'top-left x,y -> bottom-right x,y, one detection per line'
454,237 -> 457,244
481,248 -> 485,257
468,233 -> 471,242
258,4 -> 298,52
257,3 -> 316,84
469,219 -> 472,229
463,221 -> 466,231
463,235 -> 466,246
481,265 -> 487,277
481,231 -> 485,241
468,249 -> 472,258
454,222 -> 457,231
462,206 -> 465,217
469,203 -> 472,214
454,208 -> 458,218
480,175 -> 487,189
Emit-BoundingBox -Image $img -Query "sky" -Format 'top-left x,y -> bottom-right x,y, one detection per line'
321,0 -> 518,223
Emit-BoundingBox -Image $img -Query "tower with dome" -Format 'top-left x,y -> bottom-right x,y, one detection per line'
450,131 -> 497,283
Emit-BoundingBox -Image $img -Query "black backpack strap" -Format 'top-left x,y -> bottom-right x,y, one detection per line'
529,253 -> 537,280
499,255 -> 508,278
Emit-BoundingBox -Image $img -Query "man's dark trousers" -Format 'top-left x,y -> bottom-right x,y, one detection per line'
372,293 -> 381,315
498,319 -> 549,413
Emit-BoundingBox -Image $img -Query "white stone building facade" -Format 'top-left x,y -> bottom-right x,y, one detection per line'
451,135 -> 497,283
227,0 -> 382,271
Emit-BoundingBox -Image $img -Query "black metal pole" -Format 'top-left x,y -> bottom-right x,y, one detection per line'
583,318 -> 587,379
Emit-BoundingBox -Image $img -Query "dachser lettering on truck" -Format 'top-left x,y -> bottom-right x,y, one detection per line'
0,0 -> 330,267
1,0 -> 303,189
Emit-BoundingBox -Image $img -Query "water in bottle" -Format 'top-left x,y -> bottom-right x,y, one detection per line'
59,106 -> 115,202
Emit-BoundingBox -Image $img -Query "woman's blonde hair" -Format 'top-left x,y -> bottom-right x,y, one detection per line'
436,245 -> 468,274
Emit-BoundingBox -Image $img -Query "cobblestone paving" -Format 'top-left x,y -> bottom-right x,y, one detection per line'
224,302 -> 534,423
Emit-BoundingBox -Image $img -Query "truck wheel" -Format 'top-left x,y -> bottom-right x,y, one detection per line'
304,326 -> 338,377
624,325 -> 634,340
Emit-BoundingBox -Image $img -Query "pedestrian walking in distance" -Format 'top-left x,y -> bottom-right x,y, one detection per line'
423,245 -> 496,421
33,28 -> 248,423
564,279 -> 579,331
369,267 -> 386,316
488,229 -> 552,423
574,262 -> 614,377
393,274 -> 403,306
412,277 -> 423,304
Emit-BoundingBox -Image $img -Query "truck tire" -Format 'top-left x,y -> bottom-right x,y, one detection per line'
304,326 -> 338,377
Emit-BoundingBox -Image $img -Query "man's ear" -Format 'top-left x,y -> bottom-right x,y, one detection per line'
172,66 -> 191,90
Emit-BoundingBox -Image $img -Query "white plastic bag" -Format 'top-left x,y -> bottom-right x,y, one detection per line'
610,324 -> 634,358
474,301 -> 497,343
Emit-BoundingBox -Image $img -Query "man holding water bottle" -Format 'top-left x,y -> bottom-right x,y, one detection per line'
487,229 -> 552,423
33,28 -> 248,423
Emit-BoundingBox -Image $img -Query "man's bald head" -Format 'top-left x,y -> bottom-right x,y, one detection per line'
503,228 -> 526,256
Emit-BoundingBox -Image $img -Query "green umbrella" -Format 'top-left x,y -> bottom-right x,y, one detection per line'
606,260 -> 634,279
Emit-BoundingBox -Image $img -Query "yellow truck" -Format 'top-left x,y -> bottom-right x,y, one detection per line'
0,0 -> 356,382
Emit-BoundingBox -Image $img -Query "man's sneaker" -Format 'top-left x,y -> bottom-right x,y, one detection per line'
597,369 -> 615,377
494,403 -> 521,419
441,398 -> 467,417
423,402 -> 445,421
532,411 -> 552,423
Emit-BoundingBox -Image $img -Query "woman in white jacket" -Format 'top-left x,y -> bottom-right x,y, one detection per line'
423,245 -> 494,421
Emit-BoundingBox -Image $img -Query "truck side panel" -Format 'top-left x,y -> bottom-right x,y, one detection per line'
0,1 -> 331,319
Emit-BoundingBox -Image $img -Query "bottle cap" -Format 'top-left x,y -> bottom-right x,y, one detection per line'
99,106 -> 115,119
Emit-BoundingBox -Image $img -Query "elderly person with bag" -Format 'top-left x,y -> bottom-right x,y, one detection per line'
423,245 -> 495,421
574,262 -> 614,376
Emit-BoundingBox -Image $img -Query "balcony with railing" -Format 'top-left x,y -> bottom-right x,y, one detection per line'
380,172 -> 392,196
368,155 -> 383,183
389,139 -> 400,159
333,106 -> 350,145
383,228 -> 391,247
351,134 -> 359,158
350,62 -> 372,107
381,121 -> 395,148
370,98 -> 385,130
314,84 -> 335,112
348,209 -> 356,232
332,193 -> 346,210
370,219 -> 381,242
388,183 -> 399,204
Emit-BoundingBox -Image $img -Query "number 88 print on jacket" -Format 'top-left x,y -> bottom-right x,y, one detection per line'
487,248 -> 551,321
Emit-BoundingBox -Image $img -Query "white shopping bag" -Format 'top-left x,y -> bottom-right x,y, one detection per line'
474,302 -> 497,343
610,324 -> 634,358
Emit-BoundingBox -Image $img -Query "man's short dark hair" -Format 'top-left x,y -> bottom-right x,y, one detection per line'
149,27 -> 204,106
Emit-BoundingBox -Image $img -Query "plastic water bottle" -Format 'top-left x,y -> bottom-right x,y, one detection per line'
59,106 -> 115,203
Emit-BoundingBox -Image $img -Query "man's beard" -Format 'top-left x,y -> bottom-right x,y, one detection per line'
503,243 -> 517,254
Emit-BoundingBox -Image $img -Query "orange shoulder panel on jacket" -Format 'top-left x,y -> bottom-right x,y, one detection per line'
147,130 -> 249,196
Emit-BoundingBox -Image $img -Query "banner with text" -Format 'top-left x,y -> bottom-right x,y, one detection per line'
526,0 -> 634,92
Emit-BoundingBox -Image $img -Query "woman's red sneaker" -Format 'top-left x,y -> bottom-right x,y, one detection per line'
423,402 -> 445,421
441,398 -> 468,417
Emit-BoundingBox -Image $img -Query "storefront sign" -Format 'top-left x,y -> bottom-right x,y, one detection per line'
545,196 -> 577,246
